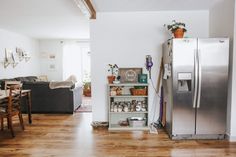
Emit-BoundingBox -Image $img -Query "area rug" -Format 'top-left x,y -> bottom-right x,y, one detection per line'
75,96 -> 92,112
76,105 -> 92,112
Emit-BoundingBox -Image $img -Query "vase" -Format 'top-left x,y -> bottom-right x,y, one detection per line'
107,75 -> 116,84
173,28 -> 184,38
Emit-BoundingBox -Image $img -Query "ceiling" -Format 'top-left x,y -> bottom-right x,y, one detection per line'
0,0 -> 225,39
92,0 -> 224,12
0,0 -> 89,39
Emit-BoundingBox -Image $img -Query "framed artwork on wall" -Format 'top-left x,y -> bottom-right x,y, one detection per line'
49,64 -> 56,71
16,47 -> 24,61
12,51 -> 19,63
49,54 -> 56,59
5,49 -> 12,62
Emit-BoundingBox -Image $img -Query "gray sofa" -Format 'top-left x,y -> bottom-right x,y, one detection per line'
0,76 -> 82,113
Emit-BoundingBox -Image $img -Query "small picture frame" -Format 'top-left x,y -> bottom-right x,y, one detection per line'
49,64 -> 56,71
16,47 -> 25,61
49,54 -> 56,59
119,68 -> 142,83
5,49 -> 12,61
12,51 -> 19,63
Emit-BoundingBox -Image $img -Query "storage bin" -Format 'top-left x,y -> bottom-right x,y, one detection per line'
128,117 -> 147,127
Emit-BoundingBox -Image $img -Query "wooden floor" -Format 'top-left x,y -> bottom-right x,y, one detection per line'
0,113 -> 236,157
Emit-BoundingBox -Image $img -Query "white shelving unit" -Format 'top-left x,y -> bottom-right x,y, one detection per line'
108,83 -> 149,131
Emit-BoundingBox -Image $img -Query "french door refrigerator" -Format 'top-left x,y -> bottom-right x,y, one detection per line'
162,38 -> 229,139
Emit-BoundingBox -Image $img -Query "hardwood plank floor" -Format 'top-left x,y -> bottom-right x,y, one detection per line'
0,113 -> 235,157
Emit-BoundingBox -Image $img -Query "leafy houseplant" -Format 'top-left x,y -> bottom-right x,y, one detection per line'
165,20 -> 187,38
107,64 -> 118,84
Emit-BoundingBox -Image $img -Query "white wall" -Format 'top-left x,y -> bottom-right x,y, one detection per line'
39,40 -> 89,82
0,28 -> 40,79
209,0 -> 236,141
90,11 -> 209,122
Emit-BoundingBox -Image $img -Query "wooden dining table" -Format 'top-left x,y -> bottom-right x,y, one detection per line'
0,89 -> 32,124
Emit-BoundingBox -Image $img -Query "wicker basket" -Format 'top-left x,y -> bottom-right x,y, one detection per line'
130,88 -> 147,96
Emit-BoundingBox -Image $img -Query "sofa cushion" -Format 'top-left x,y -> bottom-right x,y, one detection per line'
25,76 -> 38,82
15,76 -> 37,82
15,77 -> 29,82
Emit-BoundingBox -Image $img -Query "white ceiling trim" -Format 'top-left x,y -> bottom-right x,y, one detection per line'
92,0 -> 225,12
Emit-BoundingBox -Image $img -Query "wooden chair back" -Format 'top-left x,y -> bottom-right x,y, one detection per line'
4,81 -> 21,90
7,84 -> 22,113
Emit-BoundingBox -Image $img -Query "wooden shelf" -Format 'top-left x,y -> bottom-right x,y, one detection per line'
108,83 -> 149,131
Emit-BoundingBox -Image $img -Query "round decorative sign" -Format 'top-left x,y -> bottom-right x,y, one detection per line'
125,70 -> 137,81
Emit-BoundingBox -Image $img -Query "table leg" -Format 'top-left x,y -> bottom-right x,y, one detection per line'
27,91 -> 32,124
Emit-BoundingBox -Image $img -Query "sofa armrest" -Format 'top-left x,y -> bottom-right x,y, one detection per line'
71,85 -> 83,110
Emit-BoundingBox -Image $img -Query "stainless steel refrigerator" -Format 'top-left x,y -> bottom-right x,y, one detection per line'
162,38 -> 229,139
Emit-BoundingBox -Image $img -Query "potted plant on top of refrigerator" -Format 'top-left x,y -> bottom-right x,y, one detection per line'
164,20 -> 187,38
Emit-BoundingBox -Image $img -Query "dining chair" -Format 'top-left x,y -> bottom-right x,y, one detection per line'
4,81 -> 21,90
0,84 -> 24,137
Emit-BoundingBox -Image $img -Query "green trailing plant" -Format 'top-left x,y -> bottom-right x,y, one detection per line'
164,20 -> 187,33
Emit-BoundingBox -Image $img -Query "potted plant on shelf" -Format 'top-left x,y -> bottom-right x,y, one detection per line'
107,64 -> 118,84
165,20 -> 187,38
82,72 -> 91,97
83,81 -> 91,97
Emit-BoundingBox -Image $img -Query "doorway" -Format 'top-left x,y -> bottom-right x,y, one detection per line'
62,41 -> 92,112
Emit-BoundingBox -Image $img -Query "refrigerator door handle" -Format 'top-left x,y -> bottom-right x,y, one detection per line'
197,49 -> 202,108
193,49 -> 198,108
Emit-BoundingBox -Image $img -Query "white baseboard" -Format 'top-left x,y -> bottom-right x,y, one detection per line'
226,134 -> 236,142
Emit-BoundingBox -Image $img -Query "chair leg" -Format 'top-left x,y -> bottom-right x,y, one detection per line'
18,112 -> 25,130
7,117 -> 10,129
1,118 -> 3,131
7,117 -> 15,138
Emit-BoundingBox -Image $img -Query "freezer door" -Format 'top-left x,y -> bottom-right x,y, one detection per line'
196,38 -> 229,134
172,39 -> 197,135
